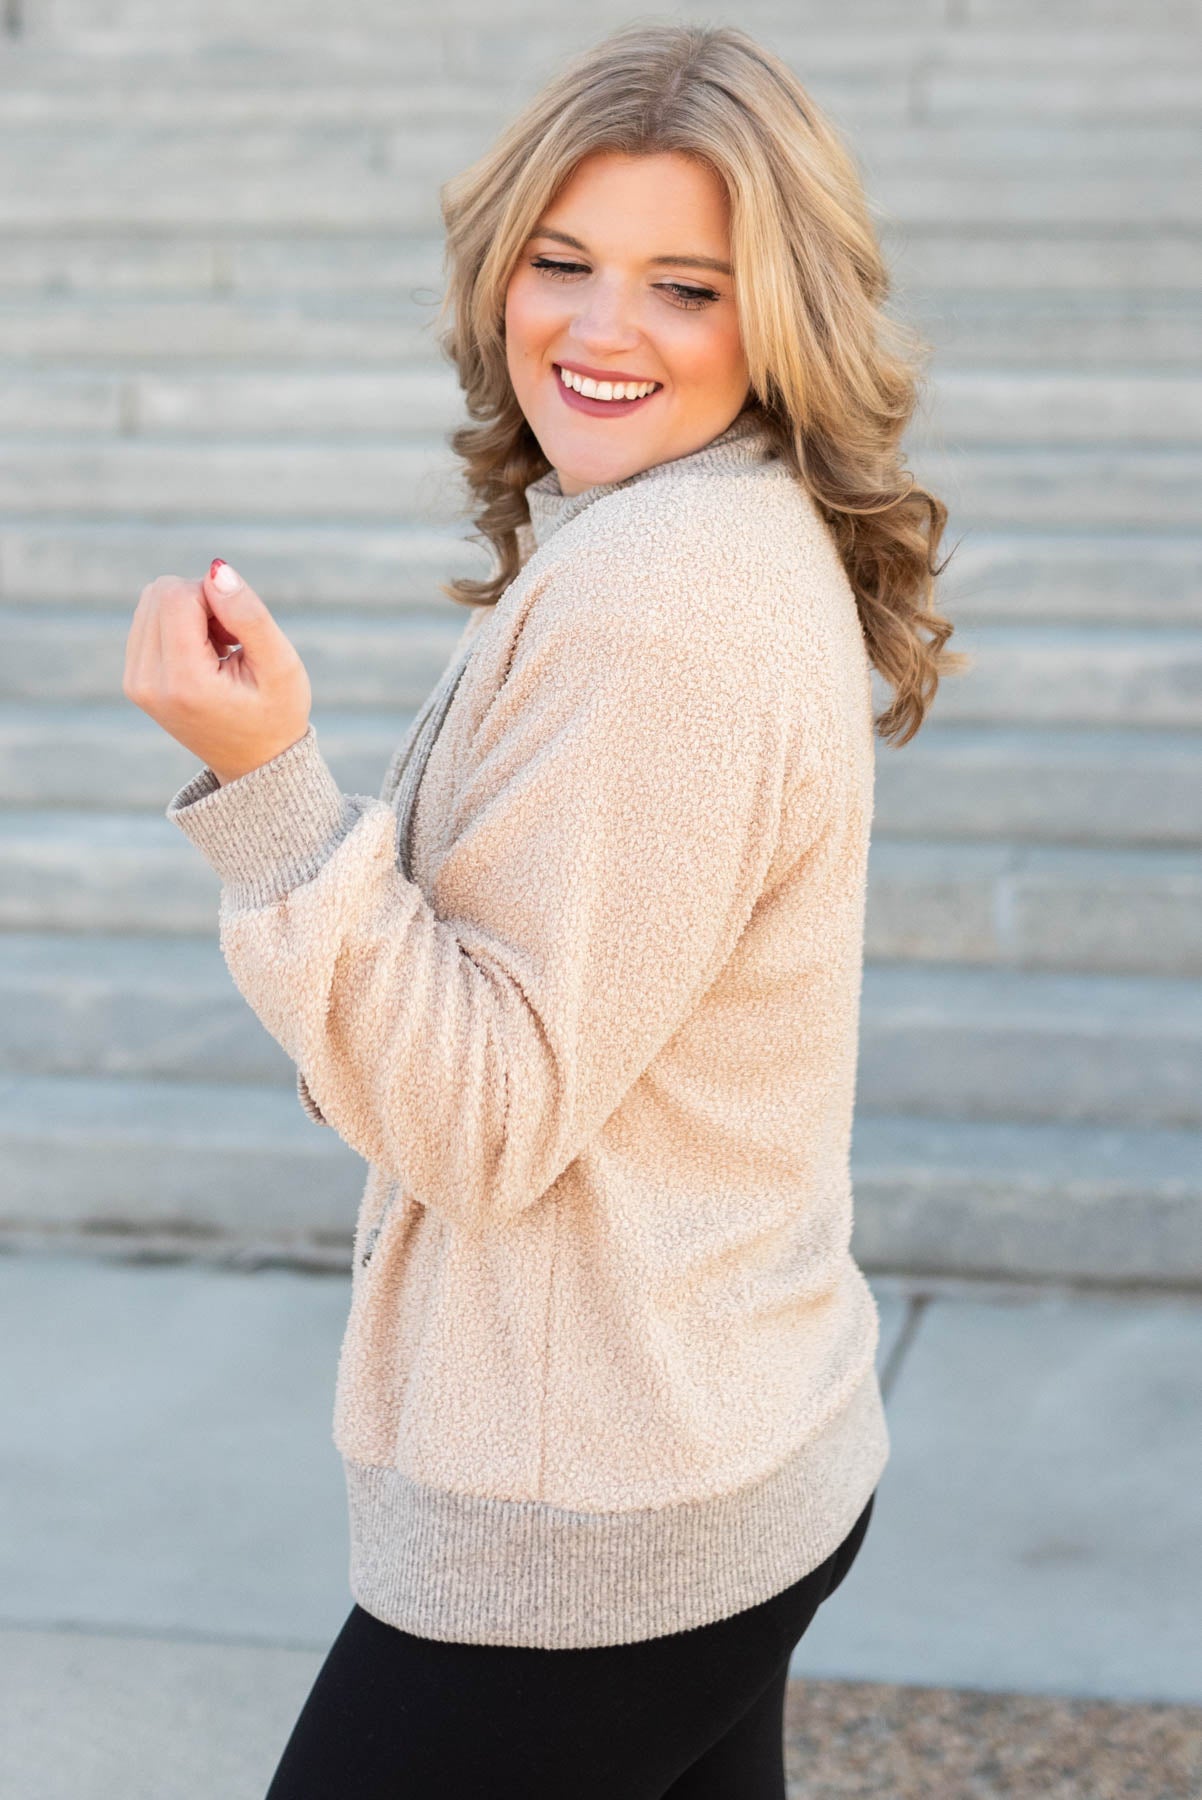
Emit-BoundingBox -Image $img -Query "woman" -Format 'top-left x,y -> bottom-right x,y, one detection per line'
125,20 -> 962,1798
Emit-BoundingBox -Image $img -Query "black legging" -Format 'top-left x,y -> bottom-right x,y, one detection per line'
264,1489 -> 875,1799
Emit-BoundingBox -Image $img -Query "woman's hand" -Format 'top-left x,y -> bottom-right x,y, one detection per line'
123,560 -> 312,786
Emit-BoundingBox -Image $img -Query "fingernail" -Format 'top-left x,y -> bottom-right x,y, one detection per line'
209,559 -> 242,594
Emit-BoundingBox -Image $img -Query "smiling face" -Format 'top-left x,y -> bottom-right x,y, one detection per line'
504,150 -> 751,497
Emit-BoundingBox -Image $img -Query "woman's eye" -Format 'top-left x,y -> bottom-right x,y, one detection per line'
528,257 -> 717,310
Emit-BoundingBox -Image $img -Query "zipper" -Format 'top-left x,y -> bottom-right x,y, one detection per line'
360,1178 -> 400,1268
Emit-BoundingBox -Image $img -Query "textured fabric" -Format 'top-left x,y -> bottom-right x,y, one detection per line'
166,409 -> 890,1648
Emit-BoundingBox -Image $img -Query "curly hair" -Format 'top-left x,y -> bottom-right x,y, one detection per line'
430,19 -> 967,746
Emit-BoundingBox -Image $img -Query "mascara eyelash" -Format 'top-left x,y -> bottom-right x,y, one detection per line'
528,257 -> 719,310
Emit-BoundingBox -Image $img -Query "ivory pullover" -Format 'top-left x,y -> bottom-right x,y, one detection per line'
166,410 -> 891,1650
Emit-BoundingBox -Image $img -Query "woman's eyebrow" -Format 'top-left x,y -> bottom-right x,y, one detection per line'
529,225 -> 732,278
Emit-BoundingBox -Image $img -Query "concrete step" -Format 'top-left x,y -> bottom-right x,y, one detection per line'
14,0 -> 951,56
910,623 -> 1202,729
0,1071 -> 364,1255
7,21 -> 1199,57
1,521 -> 1194,626
0,295 -> 441,361
0,930 -> 304,1089
0,522 -> 487,613
936,532 -> 1202,627
914,371 -> 1202,446
902,291 -> 1202,365
1,1070 -> 1197,1283
885,230 -> 1202,293
0,230 -> 449,298
14,13 -> 1202,70
4,705 -> 1202,849
858,963 -> 1202,1128
0,365 -> 460,437
3,929 -> 1199,1130
7,363 -> 1202,448
0,808 -> 1198,975
2,288 -> 1198,366
5,603 -> 1199,728
913,447 -> 1202,527
923,63 -> 1202,122
0,73 -> 515,128
0,434 -> 468,525
864,838 -> 1202,976
873,722 -> 1202,847
0,129 -> 454,233
850,1112 -> 1202,1286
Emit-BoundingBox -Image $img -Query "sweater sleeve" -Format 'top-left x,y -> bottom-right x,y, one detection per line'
166,569 -> 792,1231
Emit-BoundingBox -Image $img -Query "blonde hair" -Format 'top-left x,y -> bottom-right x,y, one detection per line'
433,19 -> 967,746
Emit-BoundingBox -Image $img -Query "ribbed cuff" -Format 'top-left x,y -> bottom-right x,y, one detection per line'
165,722 -> 356,909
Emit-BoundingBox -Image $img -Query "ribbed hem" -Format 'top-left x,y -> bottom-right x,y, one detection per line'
342,1358 -> 890,1649
165,723 -> 356,909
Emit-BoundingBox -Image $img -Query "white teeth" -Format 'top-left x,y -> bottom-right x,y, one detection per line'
558,366 -> 658,401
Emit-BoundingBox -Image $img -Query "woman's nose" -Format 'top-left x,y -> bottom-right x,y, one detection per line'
567,283 -> 643,345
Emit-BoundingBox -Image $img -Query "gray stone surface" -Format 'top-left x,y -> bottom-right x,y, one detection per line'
849,1113 -> 1202,1284
858,963 -> 1202,1127
907,293 -> 1202,365
872,723 -> 1202,846
135,366 -> 459,436
931,533 -> 1202,625
0,1626 -> 324,1800
864,839 -> 1202,976
0,371 -> 119,434
0,1072 -> 365,1245
891,228 -> 1202,290
0,437 -> 466,523
915,369 -> 1202,443
791,1284 -> 1202,1704
1,1253 -> 353,1645
0,522 -> 485,612
915,446 -> 1202,528
0,294 -> 442,360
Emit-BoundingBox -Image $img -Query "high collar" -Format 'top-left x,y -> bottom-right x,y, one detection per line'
522,410 -> 778,553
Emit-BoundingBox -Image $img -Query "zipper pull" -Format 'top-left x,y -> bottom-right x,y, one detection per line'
360,1179 -> 399,1267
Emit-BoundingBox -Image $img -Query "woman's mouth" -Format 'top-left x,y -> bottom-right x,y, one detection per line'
553,364 -> 663,418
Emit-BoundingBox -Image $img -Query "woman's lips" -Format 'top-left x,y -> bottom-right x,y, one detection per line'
553,366 -> 662,417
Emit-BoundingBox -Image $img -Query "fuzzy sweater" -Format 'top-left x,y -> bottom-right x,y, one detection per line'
166,410 -> 890,1649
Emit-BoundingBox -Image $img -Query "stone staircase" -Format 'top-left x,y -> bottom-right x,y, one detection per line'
1,2 -> 1199,1282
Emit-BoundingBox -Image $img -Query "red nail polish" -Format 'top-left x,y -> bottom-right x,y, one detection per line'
209,558 -> 227,579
